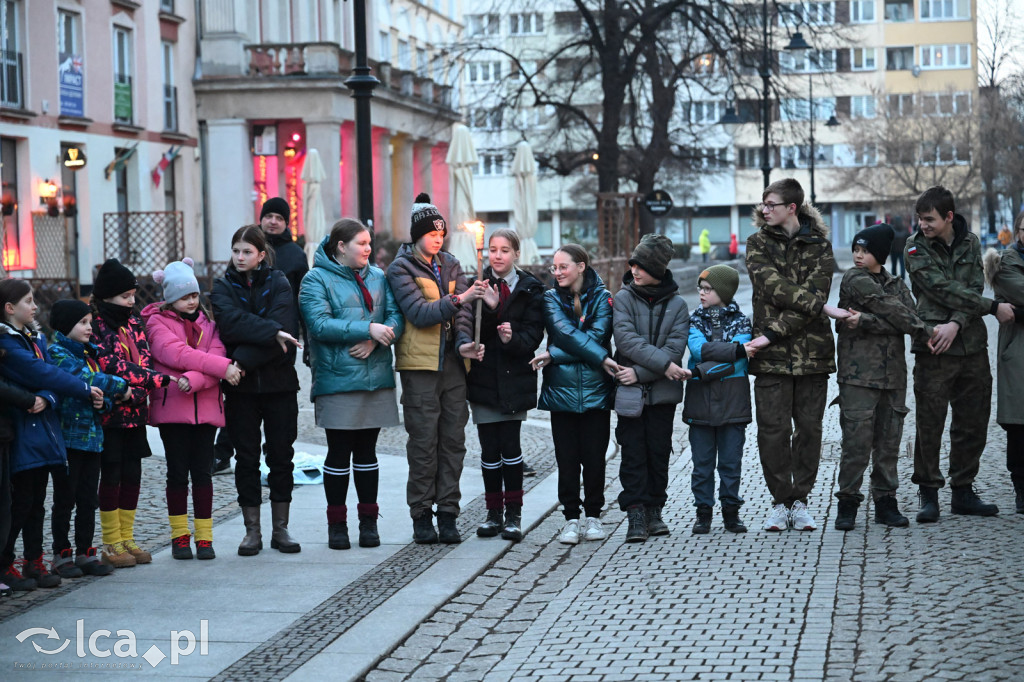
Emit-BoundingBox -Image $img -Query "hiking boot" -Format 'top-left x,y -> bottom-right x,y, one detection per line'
950,485 -> 999,516
722,504 -> 747,533
873,496 -> 909,527
328,523 -> 350,550
501,505 -> 523,542
1015,482 -> 1024,514
412,511 -> 438,544
789,501 -> 818,530
625,505 -> 648,543
645,505 -> 669,536
1,562 -> 36,591
75,548 -> 114,576
691,504 -> 712,535
437,511 -> 461,544
238,506 -> 262,556
122,539 -> 152,564
195,540 -> 216,560
834,499 -> 859,531
22,556 -> 61,588
357,504 -> 381,548
477,508 -> 503,538
172,534 -> 193,560
916,486 -> 940,523
102,542 -> 136,568
269,502 -> 301,553
53,549 -> 84,578
558,519 -> 580,545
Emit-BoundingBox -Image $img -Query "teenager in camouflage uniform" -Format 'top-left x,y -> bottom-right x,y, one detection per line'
746,179 -> 851,532
905,186 -> 1013,522
833,224 -> 933,531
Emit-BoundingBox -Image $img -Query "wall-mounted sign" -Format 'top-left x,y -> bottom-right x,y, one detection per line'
63,146 -> 87,170
644,189 -> 674,216
58,53 -> 84,117
253,125 -> 277,156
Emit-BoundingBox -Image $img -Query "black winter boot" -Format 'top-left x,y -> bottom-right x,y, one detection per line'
873,496 -> 909,527
691,505 -> 713,535
916,486 -> 940,523
357,503 -> 380,548
834,499 -> 859,531
722,504 -> 747,533
501,505 -> 523,542
625,505 -> 648,543
1015,482 -> 1024,514
436,511 -> 461,544
477,508 -> 503,537
950,485 -> 999,516
645,505 -> 669,536
412,510 -> 438,544
328,523 -> 350,550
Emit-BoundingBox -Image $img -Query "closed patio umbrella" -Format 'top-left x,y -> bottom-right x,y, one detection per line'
445,123 -> 480,273
511,140 -> 539,265
301,148 -> 327,267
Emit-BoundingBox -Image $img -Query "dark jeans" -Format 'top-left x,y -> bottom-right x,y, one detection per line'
616,404 -> 676,510
1002,424 -> 1024,486
51,449 -> 101,554
225,391 -> 298,507
324,428 -> 380,507
551,410 -> 610,520
754,373 -> 828,506
911,351 -> 991,489
4,465 -> 57,564
99,427 -> 147,512
160,424 -> 215,518
477,420 -> 524,501
689,423 -> 746,508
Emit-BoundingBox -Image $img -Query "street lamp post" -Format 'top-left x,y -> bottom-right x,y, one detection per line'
344,0 -> 380,238
785,32 -> 840,205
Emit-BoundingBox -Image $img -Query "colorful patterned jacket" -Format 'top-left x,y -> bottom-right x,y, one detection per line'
49,332 -> 129,452
92,312 -> 171,428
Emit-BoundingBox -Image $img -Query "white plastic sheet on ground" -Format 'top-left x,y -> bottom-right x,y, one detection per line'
261,451 -> 325,486
445,123 -> 480,274
511,140 -> 540,265
302,149 -> 327,267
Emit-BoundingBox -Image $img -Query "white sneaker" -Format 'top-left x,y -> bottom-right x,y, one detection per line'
789,501 -> 818,531
558,519 -> 580,545
763,503 -> 790,531
582,516 -> 606,541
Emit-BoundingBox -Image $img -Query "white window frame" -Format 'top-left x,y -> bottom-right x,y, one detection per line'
919,43 -> 970,70
781,97 -> 837,121
885,46 -> 914,71
475,152 -> 505,176
851,47 -> 876,71
58,9 -> 79,56
850,95 -> 876,119
854,142 -> 877,166
779,1 -> 836,26
780,49 -> 836,73
378,31 -> 391,63
919,91 -> 971,116
397,39 -> 410,70
886,93 -> 915,115
850,0 -> 876,22
688,101 -> 724,125
467,61 -> 501,83
466,14 -> 499,36
920,0 -> 970,21
509,12 -> 544,36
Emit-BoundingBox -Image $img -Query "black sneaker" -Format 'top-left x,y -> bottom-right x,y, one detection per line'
691,505 -> 712,535
950,485 -> 999,516
1,562 -> 37,591
476,508 -> 503,538
22,556 -> 61,588
53,549 -> 84,578
834,499 -> 859,531
172,535 -> 193,560
522,462 -> 537,478
873,496 -> 909,527
412,511 -> 438,544
75,548 -> 114,576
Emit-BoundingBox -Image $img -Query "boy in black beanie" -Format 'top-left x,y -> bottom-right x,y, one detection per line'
833,224 -> 934,530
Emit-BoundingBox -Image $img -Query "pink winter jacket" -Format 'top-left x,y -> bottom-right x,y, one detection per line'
141,303 -> 231,427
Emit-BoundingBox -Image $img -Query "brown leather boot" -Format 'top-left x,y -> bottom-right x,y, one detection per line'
237,506 -> 262,556
270,502 -> 301,553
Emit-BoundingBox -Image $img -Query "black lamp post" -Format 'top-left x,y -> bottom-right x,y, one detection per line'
344,0 -> 380,240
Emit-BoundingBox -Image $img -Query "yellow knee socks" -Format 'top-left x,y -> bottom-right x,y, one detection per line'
100,510 -> 122,546
169,514 -> 190,540
119,509 -> 137,544
194,518 -> 213,543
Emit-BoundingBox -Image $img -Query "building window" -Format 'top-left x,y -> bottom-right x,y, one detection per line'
854,142 -> 877,166
509,12 -> 544,36
113,27 -> 133,124
779,49 -> 836,73
851,47 -> 876,70
163,158 -> 176,211
782,144 -> 835,168
465,14 -> 498,36
57,10 -> 84,117
781,97 -> 837,121
850,0 -> 876,22
475,152 -> 504,176
160,0 -> 174,13
920,91 -> 971,115
0,136 -> 20,268
162,42 -> 177,131
921,0 -> 970,20
0,0 -> 23,109
886,93 -> 915,115
779,2 -> 835,26
884,1 -> 914,21
378,31 -> 391,63
554,11 -> 582,34
851,95 -> 876,118
398,39 -> 410,69
885,46 -> 914,71
416,47 -> 427,77
688,101 -> 724,125
467,61 -> 501,83
920,44 -> 971,70
468,107 -> 502,130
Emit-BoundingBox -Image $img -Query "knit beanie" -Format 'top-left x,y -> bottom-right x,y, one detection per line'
628,234 -> 674,280
852,223 -> 894,266
50,299 -> 91,337
261,197 -> 290,224
92,258 -> 138,300
153,258 -> 200,305
410,193 -> 447,243
699,264 -> 740,305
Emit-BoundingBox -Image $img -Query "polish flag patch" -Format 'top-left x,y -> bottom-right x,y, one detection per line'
907,246 -> 917,255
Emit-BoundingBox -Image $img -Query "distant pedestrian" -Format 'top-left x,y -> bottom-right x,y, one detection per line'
387,194 -> 488,545
905,185 -> 1012,522
699,229 -> 711,263
144,259 -> 242,561
745,179 -> 851,532
889,216 -> 909,279
728,233 -> 739,260
998,224 -> 1013,248
465,230 -> 545,543
983,208 -> 1024,515
300,219 -> 404,550
683,265 -> 752,535
833,225 -> 933,531
531,244 -> 618,545
212,226 -> 303,556
259,197 -> 309,359
612,234 -> 690,542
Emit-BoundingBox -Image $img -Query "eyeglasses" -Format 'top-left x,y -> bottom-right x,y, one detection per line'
548,264 -> 580,274
758,201 -> 788,212
697,285 -> 714,293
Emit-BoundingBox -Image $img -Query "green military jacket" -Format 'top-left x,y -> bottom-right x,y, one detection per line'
904,215 -> 994,356
745,203 -> 837,376
836,267 -> 931,389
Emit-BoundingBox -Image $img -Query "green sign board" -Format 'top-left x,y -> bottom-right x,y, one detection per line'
114,81 -> 132,122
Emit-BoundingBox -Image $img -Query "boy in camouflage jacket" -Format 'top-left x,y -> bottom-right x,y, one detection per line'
904,186 -> 1013,522
833,225 -> 932,531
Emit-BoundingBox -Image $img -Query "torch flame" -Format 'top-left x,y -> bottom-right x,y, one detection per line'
463,220 -> 486,250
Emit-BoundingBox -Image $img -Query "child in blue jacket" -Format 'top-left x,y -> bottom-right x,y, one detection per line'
49,299 -> 128,577
0,280 -> 101,591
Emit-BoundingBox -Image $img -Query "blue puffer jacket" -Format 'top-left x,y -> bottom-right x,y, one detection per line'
49,332 -> 129,453
538,268 -> 615,413
0,323 -> 91,474
299,236 -> 405,401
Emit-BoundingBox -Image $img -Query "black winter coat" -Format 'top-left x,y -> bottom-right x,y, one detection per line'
211,262 -> 300,394
465,267 -> 546,413
0,371 -> 36,443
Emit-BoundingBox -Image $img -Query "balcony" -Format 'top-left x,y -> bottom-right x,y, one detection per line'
0,49 -> 24,110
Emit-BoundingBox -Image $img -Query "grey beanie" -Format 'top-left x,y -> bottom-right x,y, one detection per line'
153,258 -> 200,305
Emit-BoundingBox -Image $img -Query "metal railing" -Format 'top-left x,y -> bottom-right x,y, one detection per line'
0,49 -> 23,109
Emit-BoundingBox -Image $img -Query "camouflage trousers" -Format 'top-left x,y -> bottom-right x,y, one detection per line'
911,351 -> 992,489
754,373 -> 828,506
835,384 -> 908,503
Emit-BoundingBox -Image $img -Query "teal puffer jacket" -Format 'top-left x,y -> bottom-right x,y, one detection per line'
299,237 -> 405,401
538,268 -> 615,413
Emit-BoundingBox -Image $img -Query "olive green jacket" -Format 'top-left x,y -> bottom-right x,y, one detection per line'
985,245 -> 1024,424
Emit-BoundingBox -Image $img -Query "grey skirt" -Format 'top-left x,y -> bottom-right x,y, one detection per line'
315,389 -> 400,430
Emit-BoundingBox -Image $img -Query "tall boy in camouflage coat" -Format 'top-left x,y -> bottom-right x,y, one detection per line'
905,186 -> 1013,522
746,179 -> 851,532
833,224 -> 933,531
